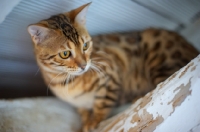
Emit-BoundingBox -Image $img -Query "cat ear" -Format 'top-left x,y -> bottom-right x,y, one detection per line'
74,2 -> 91,26
27,25 -> 50,45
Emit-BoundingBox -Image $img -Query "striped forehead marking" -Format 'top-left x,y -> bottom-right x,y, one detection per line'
44,14 -> 80,46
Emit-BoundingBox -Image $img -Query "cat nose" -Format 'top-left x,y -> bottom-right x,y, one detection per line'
79,64 -> 86,70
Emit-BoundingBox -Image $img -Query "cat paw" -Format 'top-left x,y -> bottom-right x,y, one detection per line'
82,120 -> 99,132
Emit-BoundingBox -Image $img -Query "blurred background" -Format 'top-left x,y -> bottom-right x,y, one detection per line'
0,0 -> 200,99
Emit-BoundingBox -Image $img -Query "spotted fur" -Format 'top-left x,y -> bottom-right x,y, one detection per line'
27,3 -> 199,132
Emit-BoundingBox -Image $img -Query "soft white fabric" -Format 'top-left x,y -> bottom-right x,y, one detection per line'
0,98 -> 81,132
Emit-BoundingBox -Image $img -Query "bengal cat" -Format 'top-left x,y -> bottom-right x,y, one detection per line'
27,3 -> 199,132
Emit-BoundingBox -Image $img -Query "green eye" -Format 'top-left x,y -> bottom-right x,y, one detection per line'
59,51 -> 71,59
83,43 -> 89,51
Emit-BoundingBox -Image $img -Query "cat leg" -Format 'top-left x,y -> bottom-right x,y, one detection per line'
83,98 -> 114,132
83,84 -> 120,132
78,108 -> 92,123
77,108 -> 92,132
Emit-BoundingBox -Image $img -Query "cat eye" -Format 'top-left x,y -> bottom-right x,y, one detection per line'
83,43 -> 89,51
59,51 -> 71,59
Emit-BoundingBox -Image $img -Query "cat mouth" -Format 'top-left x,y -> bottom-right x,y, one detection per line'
69,64 -> 90,76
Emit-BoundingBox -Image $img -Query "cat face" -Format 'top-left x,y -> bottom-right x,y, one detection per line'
27,3 -> 92,75
55,37 -> 93,75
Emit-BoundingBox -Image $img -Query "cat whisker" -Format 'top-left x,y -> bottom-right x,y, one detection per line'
60,67 -> 67,86
47,72 -> 64,89
91,66 -> 101,79
47,86 -> 49,96
96,51 -> 109,56
71,75 -> 75,88
92,61 -> 106,76
66,73 -> 74,94
95,61 -> 112,71
47,71 -> 64,95
99,51 -> 108,54
92,56 -> 111,69
34,67 -> 40,76
91,63 -> 105,78
91,57 -> 103,61
62,73 -> 68,86
89,68 -> 95,75
66,74 -> 71,88
90,64 -> 100,77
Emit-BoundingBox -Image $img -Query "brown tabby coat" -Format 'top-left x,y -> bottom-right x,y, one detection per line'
27,3 -> 199,132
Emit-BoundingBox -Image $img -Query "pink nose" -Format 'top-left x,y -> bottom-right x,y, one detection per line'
80,64 -> 86,70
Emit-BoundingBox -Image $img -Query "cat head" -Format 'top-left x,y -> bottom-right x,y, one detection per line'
27,3 -> 92,75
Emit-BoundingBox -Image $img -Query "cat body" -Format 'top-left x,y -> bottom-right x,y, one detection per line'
27,3 -> 199,132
